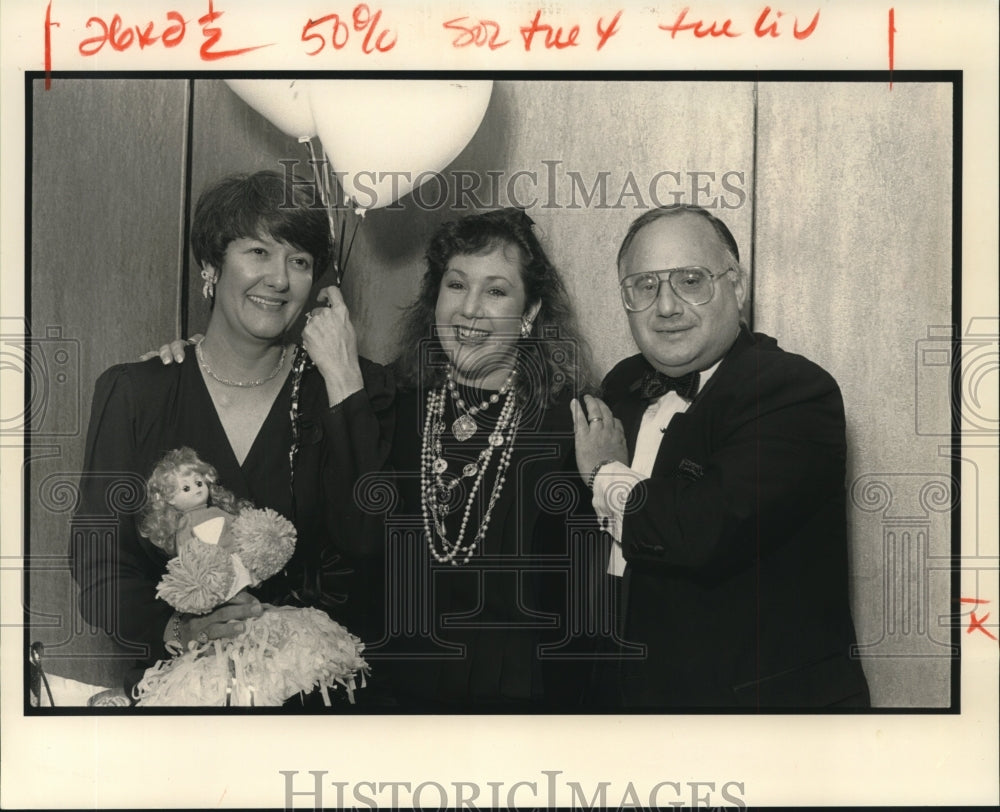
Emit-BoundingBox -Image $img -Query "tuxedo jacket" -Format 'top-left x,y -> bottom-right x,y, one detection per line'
602,327 -> 870,709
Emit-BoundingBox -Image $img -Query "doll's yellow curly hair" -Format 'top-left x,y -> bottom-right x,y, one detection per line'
138,447 -> 247,555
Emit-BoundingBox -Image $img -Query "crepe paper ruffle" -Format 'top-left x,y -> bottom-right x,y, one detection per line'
133,606 -> 368,707
156,542 -> 235,615
232,507 -> 296,583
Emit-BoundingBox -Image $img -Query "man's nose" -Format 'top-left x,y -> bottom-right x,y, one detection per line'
654,277 -> 684,316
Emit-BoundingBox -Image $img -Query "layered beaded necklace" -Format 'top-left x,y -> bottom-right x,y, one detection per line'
421,368 -> 521,565
446,365 -> 517,442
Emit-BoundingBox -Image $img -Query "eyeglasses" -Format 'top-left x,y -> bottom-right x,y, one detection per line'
619,266 -> 732,311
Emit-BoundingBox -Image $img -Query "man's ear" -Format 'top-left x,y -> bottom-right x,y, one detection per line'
730,266 -> 749,311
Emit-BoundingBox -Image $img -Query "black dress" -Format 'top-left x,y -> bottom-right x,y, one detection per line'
348,380 -> 601,711
69,344 -> 393,697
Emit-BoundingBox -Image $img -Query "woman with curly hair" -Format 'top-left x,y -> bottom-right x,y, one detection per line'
336,208 -> 602,710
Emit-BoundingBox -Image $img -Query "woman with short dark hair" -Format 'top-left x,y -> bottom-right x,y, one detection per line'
70,170 -> 392,701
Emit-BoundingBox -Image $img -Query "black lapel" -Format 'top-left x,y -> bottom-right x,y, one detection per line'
648,326 -> 756,476
619,395 -> 648,460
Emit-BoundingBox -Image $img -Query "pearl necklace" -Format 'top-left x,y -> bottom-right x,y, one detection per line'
420,382 -> 521,565
196,339 -> 287,388
446,366 -> 517,441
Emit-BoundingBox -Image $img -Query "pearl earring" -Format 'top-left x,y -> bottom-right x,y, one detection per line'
520,319 -> 532,338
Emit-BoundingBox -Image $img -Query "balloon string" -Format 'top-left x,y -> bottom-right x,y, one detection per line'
340,215 -> 361,285
323,142 -> 349,286
337,206 -> 348,286
304,138 -> 360,287
305,138 -> 341,284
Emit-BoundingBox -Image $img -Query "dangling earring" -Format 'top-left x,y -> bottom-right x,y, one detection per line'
200,267 -> 217,300
520,318 -> 532,338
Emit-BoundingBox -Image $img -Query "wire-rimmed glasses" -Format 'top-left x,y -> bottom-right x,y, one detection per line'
619,266 -> 732,311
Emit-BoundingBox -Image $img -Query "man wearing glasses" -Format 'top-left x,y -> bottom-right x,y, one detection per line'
571,205 -> 869,709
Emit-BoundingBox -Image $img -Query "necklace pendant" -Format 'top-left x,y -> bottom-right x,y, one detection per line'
452,414 -> 477,442
462,462 -> 479,478
488,432 -> 504,447
432,458 -> 448,474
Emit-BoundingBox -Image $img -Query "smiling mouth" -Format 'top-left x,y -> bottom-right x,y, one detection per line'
247,294 -> 286,309
455,325 -> 490,340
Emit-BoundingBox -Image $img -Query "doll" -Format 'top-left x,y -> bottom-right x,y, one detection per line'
138,447 -> 292,613
133,448 -> 367,706
140,446 -> 244,556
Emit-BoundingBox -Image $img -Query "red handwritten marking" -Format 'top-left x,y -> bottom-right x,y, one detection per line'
520,9 -> 580,50
754,6 -> 782,37
659,7 -> 740,39
960,597 -> 989,604
657,6 -> 818,41
303,5 -> 396,55
792,10 -> 819,39
967,611 -> 998,641
888,8 -> 896,90
443,17 -> 510,49
596,10 -> 623,50
352,5 -> 396,53
78,12 -> 185,55
44,1 -> 59,90
303,14 -> 350,54
198,0 -> 271,61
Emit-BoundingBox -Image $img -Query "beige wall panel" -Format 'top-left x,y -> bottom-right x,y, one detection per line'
755,82 -> 953,706
29,79 -> 189,685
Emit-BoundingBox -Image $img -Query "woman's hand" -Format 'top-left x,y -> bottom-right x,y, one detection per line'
175,590 -> 263,648
570,395 -> 629,482
140,334 -> 204,364
301,286 -> 365,406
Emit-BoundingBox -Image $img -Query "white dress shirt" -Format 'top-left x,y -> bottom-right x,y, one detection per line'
593,360 -> 722,576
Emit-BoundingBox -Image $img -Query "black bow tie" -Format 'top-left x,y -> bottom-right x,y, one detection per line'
637,369 -> 700,402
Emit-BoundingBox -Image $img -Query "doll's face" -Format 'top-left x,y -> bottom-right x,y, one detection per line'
168,467 -> 210,512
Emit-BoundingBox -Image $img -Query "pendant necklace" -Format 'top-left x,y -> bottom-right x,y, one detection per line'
445,365 -> 517,441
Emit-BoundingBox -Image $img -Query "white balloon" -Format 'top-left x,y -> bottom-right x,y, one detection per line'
307,80 -> 493,210
225,79 -> 317,140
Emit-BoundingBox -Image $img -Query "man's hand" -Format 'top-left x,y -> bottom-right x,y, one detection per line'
140,334 -> 202,364
570,394 -> 629,482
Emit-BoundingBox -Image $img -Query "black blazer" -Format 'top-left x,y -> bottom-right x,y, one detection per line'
602,327 -> 869,709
